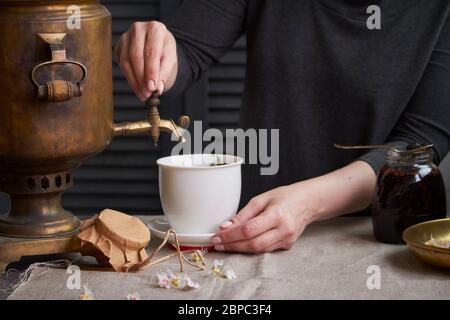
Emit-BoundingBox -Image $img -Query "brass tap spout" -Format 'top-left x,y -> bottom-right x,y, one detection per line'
113,121 -> 151,136
113,92 -> 190,144
160,117 -> 191,144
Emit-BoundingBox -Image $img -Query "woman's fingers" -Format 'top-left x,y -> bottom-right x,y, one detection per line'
220,196 -> 269,231
116,21 -> 178,100
216,184 -> 312,253
143,22 -> 166,94
264,240 -> 285,253
214,208 -> 278,244
214,228 -> 282,253
116,33 -> 145,101
157,34 -> 178,95
128,22 -> 149,98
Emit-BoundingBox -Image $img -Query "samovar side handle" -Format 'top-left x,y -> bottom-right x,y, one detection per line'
31,33 -> 87,102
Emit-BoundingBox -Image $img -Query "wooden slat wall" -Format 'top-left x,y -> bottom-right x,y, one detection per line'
208,37 -> 246,131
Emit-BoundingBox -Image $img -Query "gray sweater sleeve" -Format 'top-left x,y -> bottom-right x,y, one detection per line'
164,1 -> 449,176
165,0 -> 247,97
359,12 -> 450,173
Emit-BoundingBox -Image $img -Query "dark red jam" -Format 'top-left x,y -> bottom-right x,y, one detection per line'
371,146 -> 447,244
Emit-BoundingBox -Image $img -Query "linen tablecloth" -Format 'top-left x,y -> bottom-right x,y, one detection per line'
6,216 -> 450,300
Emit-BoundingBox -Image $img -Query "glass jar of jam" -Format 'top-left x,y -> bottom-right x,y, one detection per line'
372,145 -> 447,244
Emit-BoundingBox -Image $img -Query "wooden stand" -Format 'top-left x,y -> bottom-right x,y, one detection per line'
0,234 -> 81,274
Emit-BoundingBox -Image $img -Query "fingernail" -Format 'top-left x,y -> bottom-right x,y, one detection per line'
143,90 -> 151,99
148,80 -> 156,92
220,221 -> 233,229
211,236 -> 222,245
158,81 -> 165,95
214,245 -> 224,251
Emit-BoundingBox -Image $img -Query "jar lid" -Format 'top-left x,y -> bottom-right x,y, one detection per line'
387,143 -> 433,163
77,209 -> 151,272
95,209 -> 150,248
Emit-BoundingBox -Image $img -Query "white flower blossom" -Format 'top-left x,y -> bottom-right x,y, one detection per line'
222,265 -> 237,280
79,284 -> 94,300
184,275 -> 200,289
211,259 -> 238,280
156,271 -> 171,289
155,269 -> 200,290
126,292 -> 141,300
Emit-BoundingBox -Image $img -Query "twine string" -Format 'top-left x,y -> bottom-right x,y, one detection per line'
143,229 -> 207,272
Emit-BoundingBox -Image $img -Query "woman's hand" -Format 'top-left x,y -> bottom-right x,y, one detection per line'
212,184 -> 317,253
212,161 -> 376,253
114,21 -> 178,101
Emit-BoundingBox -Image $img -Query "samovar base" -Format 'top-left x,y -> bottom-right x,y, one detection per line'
0,234 -> 81,274
0,171 -> 81,238
0,211 -> 81,238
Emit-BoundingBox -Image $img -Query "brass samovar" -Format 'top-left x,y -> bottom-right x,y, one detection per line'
0,0 -> 189,272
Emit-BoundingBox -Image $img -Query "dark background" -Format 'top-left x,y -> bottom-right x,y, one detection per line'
0,0 -> 448,217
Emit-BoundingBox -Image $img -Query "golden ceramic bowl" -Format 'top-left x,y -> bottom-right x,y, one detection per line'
402,218 -> 450,269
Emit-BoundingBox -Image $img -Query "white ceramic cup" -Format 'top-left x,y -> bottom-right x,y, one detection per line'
157,154 -> 243,234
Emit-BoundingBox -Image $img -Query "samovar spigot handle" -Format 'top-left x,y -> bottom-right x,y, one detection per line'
113,92 -> 190,145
